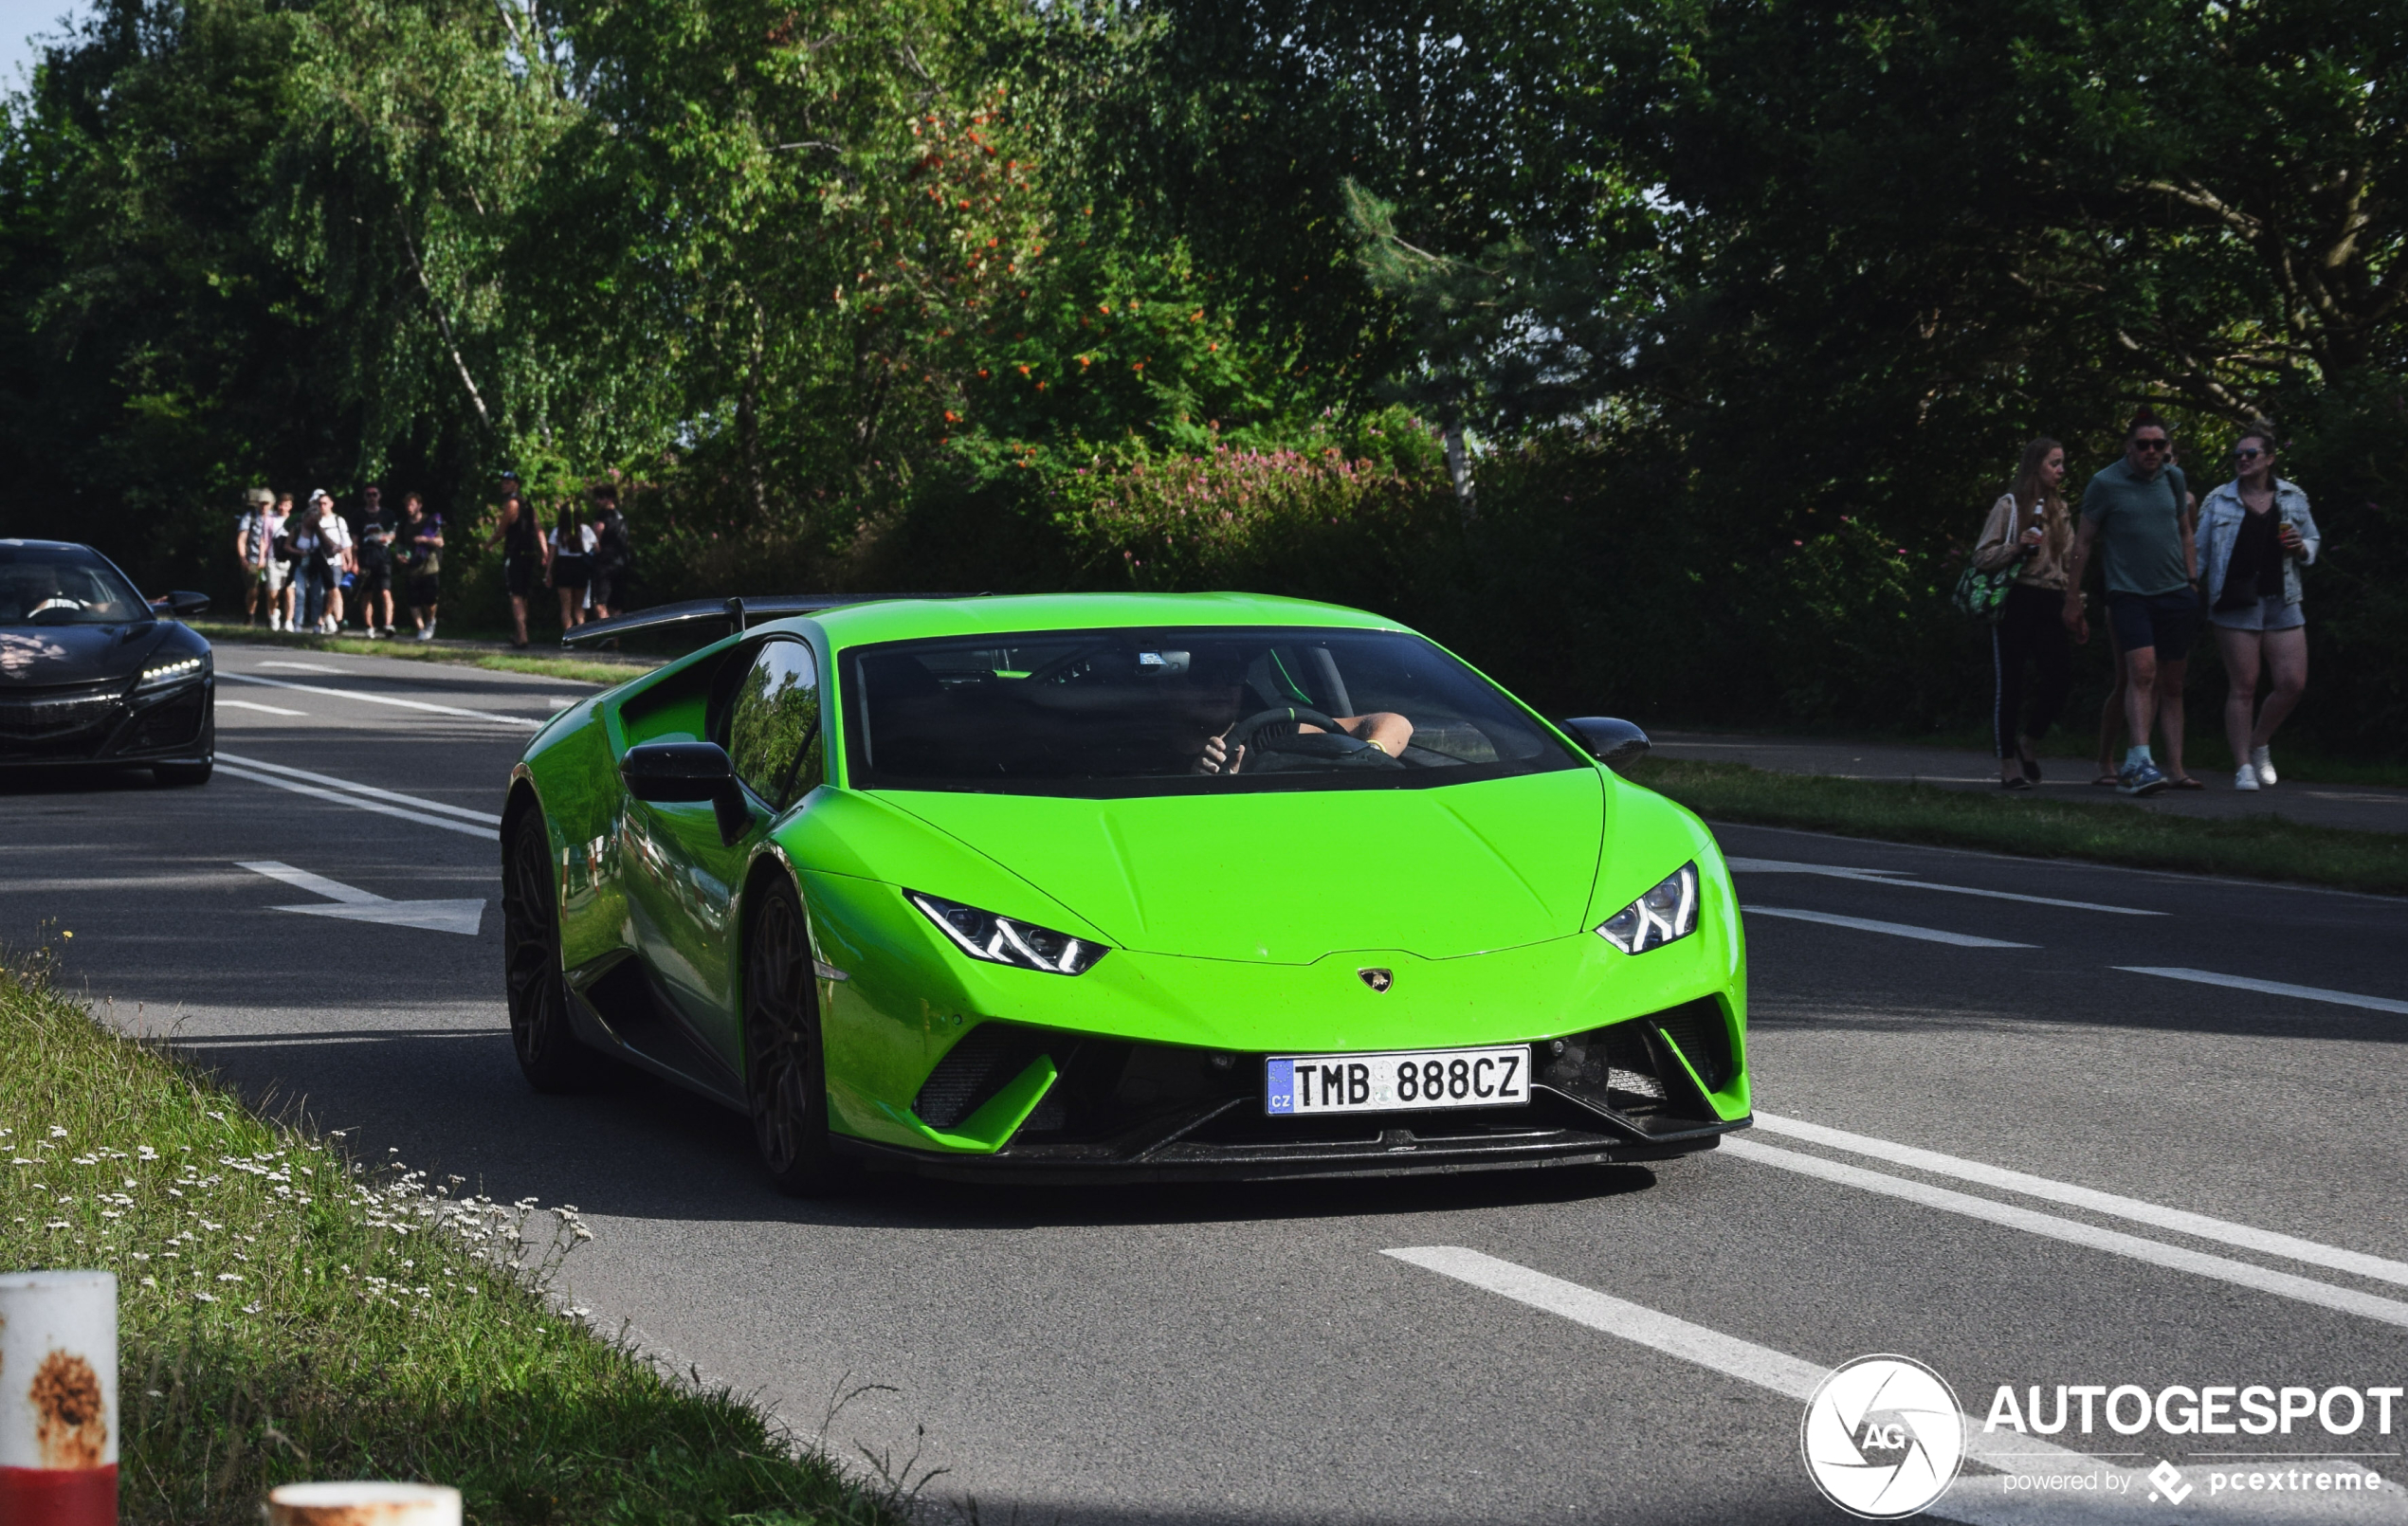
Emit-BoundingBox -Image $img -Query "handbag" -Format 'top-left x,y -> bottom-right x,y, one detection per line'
1952,497 -> 2034,623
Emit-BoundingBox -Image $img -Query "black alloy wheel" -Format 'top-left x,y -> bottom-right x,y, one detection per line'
503,808 -> 596,1091
744,879 -> 849,1195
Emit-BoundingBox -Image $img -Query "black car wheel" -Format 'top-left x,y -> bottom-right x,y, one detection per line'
503,807 -> 596,1092
151,761 -> 212,786
745,878 -> 849,1195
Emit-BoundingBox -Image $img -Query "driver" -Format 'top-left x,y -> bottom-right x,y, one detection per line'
1194,707 -> 1414,774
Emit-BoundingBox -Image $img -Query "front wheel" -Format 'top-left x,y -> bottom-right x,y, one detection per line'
502,807 -> 597,1092
744,879 -> 850,1195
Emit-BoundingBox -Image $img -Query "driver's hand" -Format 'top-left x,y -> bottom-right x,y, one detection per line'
1194,734 -> 1245,775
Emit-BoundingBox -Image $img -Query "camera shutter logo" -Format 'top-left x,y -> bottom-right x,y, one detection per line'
1800,1354 -> 1966,1518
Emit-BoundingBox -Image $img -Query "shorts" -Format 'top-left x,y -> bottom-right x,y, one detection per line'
2210,594 -> 2305,633
552,554 -> 592,591
505,556 -> 537,598
254,561 -> 288,592
355,565 -> 392,596
589,569 -> 617,608
409,572 -> 442,609
2107,589 -> 2204,658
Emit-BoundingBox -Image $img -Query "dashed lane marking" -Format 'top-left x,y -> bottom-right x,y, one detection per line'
2115,966 -> 2408,1017
1755,1113 -> 2408,1288
1720,1137 -> 2408,1330
1742,905 -> 2035,948
218,699 -> 308,717
1726,858 -> 2165,916
219,670 -> 543,728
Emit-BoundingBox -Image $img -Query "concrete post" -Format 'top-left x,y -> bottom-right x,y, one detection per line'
0,1270 -> 118,1526
265,1482 -> 463,1526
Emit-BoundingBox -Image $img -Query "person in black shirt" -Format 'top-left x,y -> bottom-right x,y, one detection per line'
2197,427 -> 2322,790
353,485 -> 397,637
589,486 -> 631,620
485,492 -> 541,647
400,493 -> 444,641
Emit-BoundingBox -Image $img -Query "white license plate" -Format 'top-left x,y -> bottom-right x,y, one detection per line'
1265,1045 -> 1531,1117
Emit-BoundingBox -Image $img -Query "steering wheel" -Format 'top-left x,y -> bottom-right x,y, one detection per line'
1225,705 -> 1345,754
27,597 -> 83,620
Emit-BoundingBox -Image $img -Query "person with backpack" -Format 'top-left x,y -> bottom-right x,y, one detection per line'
2063,409 -> 2198,796
289,493 -> 342,634
485,492 -> 541,647
234,487 -> 284,629
588,487 -> 630,621
353,485 -> 398,637
546,502 -> 594,633
400,492 -> 444,641
1972,439 -> 2076,789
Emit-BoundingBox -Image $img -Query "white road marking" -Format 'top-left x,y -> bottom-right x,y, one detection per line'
237,860 -> 485,935
170,1030 -> 503,1048
214,763 -> 495,839
214,752 -> 502,826
1726,858 -> 2164,917
1755,1114 -> 2408,1288
1720,1137 -> 2408,1329
252,660 -> 345,673
2115,966 -> 2408,1017
218,699 -> 308,717
219,670 -> 542,728
1742,905 -> 2035,948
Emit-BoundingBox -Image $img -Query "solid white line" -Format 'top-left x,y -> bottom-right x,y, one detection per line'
2115,966 -> 2408,1017
237,860 -> 381,904
1720,1137 -> 2408,1330
1754,1113 -> 2408,1288
171,1031 -> 503,1048
219,671 -> 542,729
1382,1247 -> 2091,1481
1725,858 -> 2164,917
214,764 -> 494,839
1742,905 -> 2035,948
252,660 -> 344,673
214,752 -> 502,826
219,699 -> 308,717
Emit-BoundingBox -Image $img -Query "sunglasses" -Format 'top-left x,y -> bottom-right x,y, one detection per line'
2234,447 -> 2265,460
2132,438 -> 2171,452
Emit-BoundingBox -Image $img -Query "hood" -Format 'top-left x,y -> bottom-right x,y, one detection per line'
880,768 -> 1606,963
0,622 -> 169,685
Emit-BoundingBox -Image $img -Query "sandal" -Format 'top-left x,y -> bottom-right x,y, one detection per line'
2167,774 -> 2207,790
2020,751 -> 2042,784
1999,776 -> 2033,790
2090,772 -> 2120,787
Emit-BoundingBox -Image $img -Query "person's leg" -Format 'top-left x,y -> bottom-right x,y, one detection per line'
510,593 -> 529,645
1993,589 -> 2039,783
245,572 -> 261,625
2095,642 -> 2126,781
2025,602 -> 2072,766
557,584 -> 577,631
2216,625 -> 2263,772
2122,645 -> 2161,753
2156,655 -> 2189,777
2253,625 -> 2308,748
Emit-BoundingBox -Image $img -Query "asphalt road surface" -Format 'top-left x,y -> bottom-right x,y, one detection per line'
8,644 -> 2407,1525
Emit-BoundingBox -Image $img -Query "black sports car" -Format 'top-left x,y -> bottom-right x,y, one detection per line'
0,539 -> 215,783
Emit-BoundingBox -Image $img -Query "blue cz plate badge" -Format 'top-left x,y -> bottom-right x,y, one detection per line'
1265,1045 -> 1532,1117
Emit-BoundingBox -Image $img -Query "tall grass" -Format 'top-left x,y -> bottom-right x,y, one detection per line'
0,948 -> 908,1526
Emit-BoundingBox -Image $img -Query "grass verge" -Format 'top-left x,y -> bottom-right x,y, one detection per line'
0,950 -> 909,1526
191,623 -> 657,687
1628,757 -> 2408,897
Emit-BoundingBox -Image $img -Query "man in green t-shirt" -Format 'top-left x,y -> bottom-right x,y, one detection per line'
2063,411 -> 2199,797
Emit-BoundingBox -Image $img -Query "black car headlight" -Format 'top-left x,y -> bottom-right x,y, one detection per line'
1596,862 -> 1700,954
136,655 -> 207,691
908,891 -> 1108,975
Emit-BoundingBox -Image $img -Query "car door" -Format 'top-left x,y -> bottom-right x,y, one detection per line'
624,634 -> 827,1075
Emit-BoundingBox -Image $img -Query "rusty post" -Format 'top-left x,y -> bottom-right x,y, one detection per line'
0,1270 -> 118,1526
265,1482 -> 462,1526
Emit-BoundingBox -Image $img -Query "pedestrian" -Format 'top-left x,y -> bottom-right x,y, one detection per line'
234,487 -> 284,629
547,502 -> 593,633
289,493 -> 340,634
271,491 -> 300,630
2198,426 -> 2321,791
353,485 -> 398,637
400,492 -> 444,641
1973,439 -> 2076,789
2087,438 -> 2205,788
486,492 -> 541,647
2063,409 -> 2200,796
588,487 -> 629,621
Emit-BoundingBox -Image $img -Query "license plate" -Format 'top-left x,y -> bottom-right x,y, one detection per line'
1265,1045 -> 1531,1117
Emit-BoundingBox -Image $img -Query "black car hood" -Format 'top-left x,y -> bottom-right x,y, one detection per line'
0,623 -> 171,686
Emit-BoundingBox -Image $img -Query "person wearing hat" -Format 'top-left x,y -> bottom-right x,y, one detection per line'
235,487 -> 286,628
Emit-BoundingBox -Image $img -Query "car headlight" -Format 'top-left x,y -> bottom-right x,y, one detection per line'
137,656 -> 206,690
908,891 -> 1108,975
1596,862 -> 1699,954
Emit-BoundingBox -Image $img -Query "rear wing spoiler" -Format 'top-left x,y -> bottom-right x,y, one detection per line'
560,593 -> 977,647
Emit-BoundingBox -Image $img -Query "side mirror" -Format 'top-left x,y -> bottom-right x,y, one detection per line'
152,591 -> 210,619
622,740 -> 753,845
1560,717 -> 1651,772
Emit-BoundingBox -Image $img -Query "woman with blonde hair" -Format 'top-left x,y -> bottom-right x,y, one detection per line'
1973,438 -> 2078,788
2197,425 -> 2320,790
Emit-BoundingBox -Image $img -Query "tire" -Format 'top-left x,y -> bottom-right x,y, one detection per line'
502,807 -> 597,1092
744,878 -> 851,1195
152,761 -> 212,786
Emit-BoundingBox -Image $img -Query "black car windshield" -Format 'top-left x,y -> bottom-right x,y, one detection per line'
0,545 -> 149,626
840,627 -> 1582,796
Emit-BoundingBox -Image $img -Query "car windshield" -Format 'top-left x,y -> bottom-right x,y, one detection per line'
0,545 -> 149,626
840,626 -> 1582,796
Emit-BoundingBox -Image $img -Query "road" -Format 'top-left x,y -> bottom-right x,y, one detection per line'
7,643 -> 2407,1524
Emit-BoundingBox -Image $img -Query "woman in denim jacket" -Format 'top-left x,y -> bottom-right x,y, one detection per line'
2194,426 -> 2320,790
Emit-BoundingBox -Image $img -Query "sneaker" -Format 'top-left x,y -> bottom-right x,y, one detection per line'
414,627 -> 433,643
2250,745 -> 2277,786
2117,758 -> 2170,796
2235,767 -> 2259,792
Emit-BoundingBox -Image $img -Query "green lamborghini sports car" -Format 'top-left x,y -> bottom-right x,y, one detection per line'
505,591 -> 1750,1192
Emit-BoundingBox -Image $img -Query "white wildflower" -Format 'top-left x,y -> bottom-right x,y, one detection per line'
139,1277 -> 156,1288
192,1291 -> 216,1303
48,1125 -> 66,1137
216,1273 -> 244,1282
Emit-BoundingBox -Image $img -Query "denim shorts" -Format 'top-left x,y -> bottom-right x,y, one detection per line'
2210,594 -> 2305,633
